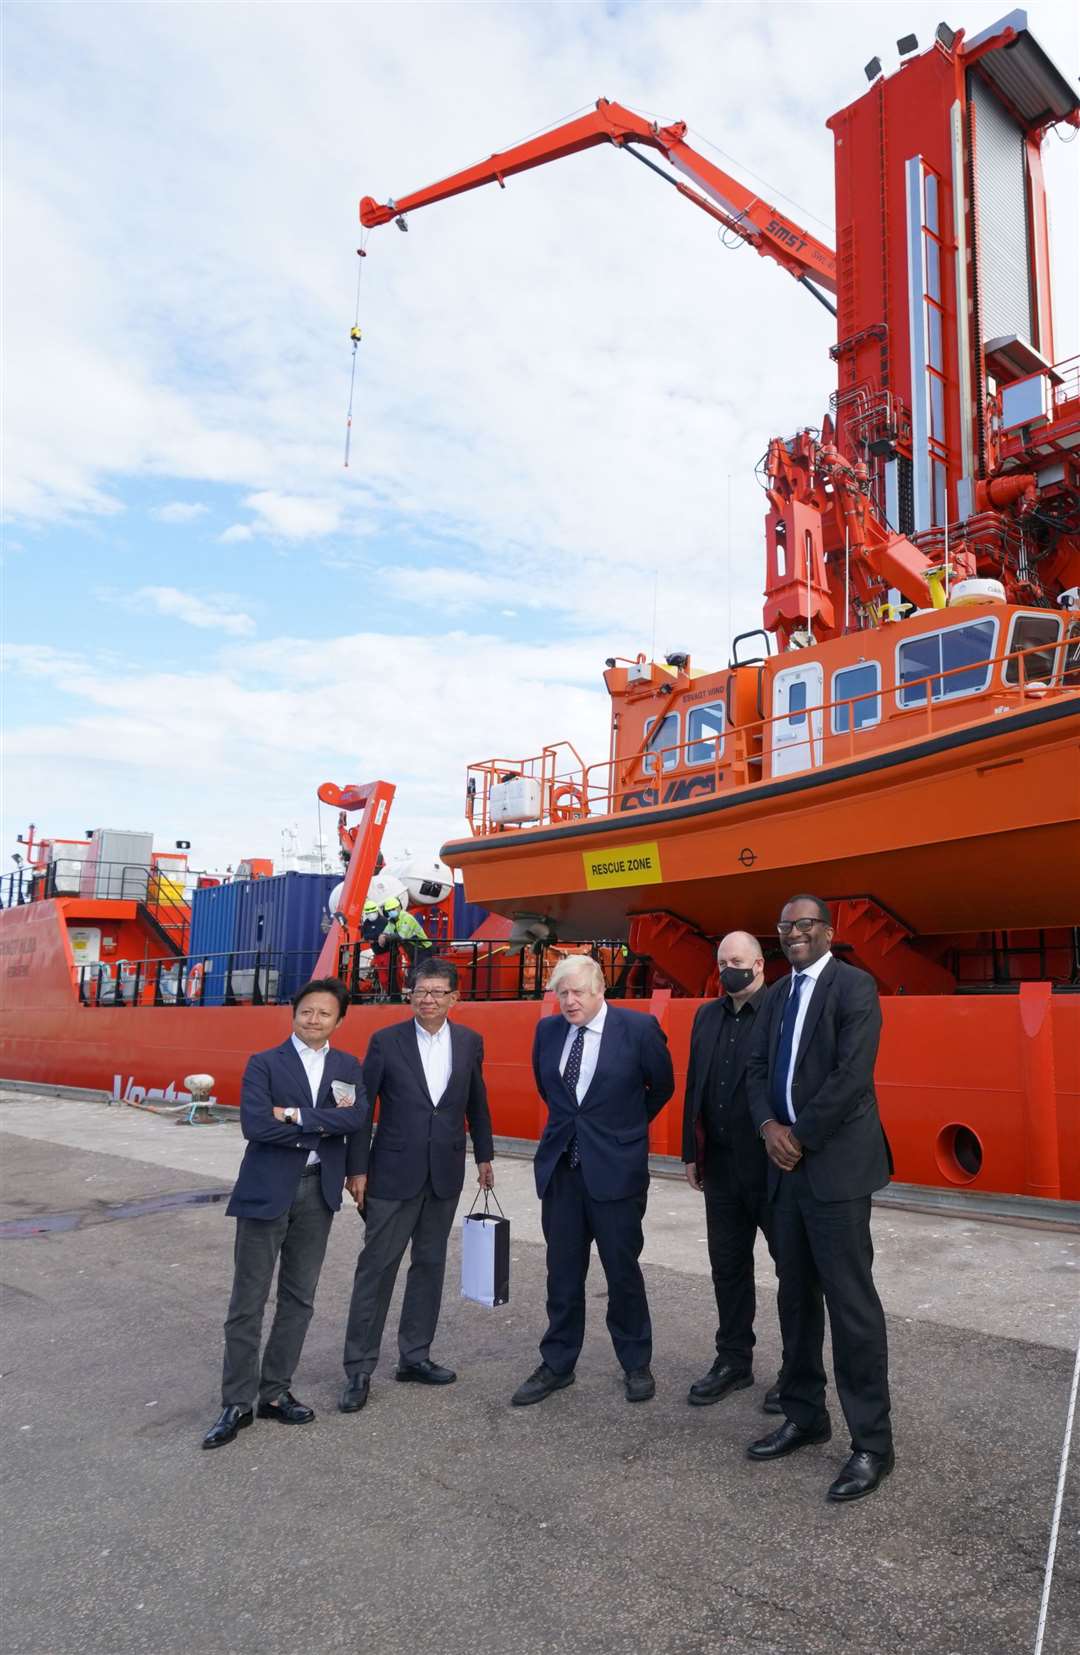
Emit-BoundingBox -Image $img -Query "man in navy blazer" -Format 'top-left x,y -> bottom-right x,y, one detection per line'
745,895 -> 894,1503
201,978 -> 368,1449
339,957 -> 494,1411
512,955 -> 674,1407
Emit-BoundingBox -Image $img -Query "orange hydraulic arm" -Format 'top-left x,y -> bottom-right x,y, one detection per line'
312,779 -> 395,981
360,98 -> 836,312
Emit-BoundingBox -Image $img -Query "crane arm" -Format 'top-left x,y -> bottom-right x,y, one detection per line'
360,98 -> 836,299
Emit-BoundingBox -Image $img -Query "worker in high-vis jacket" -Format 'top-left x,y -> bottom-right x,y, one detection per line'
378,898 -> 433,966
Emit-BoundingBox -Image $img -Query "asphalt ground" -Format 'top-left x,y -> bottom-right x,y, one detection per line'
1,1097 -> 1078,1655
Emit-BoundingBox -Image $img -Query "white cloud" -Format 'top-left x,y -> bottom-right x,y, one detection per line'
150,501 -> 208,524
220,524 -> 254,544
131,586 -> 255,636
2,627 -> 612,869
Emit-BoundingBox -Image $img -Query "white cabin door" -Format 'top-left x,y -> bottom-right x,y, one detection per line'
771,662 -> 824,777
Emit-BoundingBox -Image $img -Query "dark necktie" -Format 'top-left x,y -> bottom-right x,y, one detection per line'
563,1027 -> 585,1168
771,974 -> 806,1123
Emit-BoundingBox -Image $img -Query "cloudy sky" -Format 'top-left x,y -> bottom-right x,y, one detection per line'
4,0 -> 1077,874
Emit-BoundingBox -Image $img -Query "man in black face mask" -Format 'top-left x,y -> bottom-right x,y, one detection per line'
681,932 -> 787,1412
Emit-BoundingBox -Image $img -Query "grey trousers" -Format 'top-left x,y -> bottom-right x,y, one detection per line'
342,1183 -> 458,1375
221,1170 -> 334,1408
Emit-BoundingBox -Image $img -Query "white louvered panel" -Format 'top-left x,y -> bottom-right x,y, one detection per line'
969,73 -> 1033,346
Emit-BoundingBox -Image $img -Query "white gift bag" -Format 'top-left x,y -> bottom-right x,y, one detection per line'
461,1189 -> 510,1307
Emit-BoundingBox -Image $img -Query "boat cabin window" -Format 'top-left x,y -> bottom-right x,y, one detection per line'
897,618 -> 998,707
831,662 -> 881,733
784,680 -> 808,727
1065,620 -> 1080,688
1003,613 -> 1062,686
642,712 -> 680,773
686,701 -> 725,765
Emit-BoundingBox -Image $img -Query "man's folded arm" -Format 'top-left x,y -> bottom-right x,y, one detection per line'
239,1054 -> 319,1146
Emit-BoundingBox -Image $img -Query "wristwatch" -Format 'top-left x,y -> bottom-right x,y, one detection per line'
288,1107 -> 300,1126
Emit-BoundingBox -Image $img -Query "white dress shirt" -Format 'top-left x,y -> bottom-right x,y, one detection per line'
782,951 -> 832,1124
558,1000 -> 607,1104
291,1032 -> 327,1165
415,1018 -> 452,1106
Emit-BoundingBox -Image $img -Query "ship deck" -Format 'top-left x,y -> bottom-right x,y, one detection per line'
2,1087 -> 1077,1655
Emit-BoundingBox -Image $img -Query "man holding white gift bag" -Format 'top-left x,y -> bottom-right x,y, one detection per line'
340,958 -> 494,1412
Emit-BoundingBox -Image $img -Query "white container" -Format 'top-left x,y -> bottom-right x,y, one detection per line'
80,830 -> 154,900
489,776 -> 543,824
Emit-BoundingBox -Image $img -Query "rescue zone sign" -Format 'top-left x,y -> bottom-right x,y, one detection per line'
582,841 -> 663,890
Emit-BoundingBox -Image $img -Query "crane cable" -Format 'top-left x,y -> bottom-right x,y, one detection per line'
344,240 -> 367,468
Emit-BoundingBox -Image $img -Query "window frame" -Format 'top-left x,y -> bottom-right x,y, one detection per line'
685,700 -> 726,767
831,660 -> 882,735
1002,612 -> 1063,687
642,711 -> 681,775
895,616 -> 1000,710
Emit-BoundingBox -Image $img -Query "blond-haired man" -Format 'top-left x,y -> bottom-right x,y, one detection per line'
512,957 -> 674,1407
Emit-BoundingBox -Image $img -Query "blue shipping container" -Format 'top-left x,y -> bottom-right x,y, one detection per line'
453,882 -> 490,940
231,872 -> 339,1001
187,882 -> 245,1006
188,873 -> 337,1004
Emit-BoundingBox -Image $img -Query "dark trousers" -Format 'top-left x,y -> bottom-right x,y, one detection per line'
539,1157 -> 651,1375
342,1181 -> 458,1375
772,1161 -> 892,1454
221,1169 -> 334,1408
702,1145 -> 782,1373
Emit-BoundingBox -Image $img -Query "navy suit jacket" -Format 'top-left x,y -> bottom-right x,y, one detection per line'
746,957 -> 893,1202
532,1005 -> 674,1202
227,1040 -> 369,1221
346,1019 -> 494,1201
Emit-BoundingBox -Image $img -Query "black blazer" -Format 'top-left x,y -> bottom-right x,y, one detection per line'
681,992 -> 768,1189
532,1005 -> 674,1202
346,1019 -> 494,1201
746,957 -> 893,1202
227,1041 -> 369,1220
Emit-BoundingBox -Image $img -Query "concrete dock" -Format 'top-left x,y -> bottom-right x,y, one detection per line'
1,1087 -> 1077,1655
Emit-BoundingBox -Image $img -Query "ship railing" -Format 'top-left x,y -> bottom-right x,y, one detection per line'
72,938 -> 648,1007
463,633 -> 1078,834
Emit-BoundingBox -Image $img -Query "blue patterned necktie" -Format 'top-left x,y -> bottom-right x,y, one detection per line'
563,1026 -> 585,1168
771,974 -> 806,1123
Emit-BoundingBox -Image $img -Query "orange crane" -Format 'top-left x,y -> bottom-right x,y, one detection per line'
360,97 -> 837,314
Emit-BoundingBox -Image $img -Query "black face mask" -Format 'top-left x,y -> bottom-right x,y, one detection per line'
719,965 -> 756,995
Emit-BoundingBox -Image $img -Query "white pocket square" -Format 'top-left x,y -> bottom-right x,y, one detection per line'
331,1081 -> 356,1106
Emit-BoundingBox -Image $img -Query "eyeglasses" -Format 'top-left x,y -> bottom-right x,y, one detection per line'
411,987 -> 453,1000
776,918 -> 827,936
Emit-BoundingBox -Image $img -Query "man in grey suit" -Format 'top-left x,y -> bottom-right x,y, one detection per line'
339,957 -> 494,1411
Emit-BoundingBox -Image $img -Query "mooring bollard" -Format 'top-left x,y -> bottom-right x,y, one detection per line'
181,1073 -> 217,1126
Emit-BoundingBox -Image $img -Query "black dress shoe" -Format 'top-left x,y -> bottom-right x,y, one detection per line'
511,1363 -> 575,1406
687,1359 -> 752,1407
827,1447 -> 895,1502
747,1418 -> 831,1459
339,1374 -> 371,1413
763,1383 -> 783,1415
256,1391 -> 315,1424
201,1406 -> 253,1449
625,1366 -> 656,1403
395,1358 -> 456,1385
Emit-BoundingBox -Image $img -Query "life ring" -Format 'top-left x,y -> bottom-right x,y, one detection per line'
186,962 -> 205,1001
550,783 -> 587,821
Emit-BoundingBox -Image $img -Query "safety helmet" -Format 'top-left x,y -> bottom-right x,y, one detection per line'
382,897 -> 402,914
362,899 -> 379,916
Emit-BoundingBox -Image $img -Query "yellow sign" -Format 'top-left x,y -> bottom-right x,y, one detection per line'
583,841 -> 663,890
